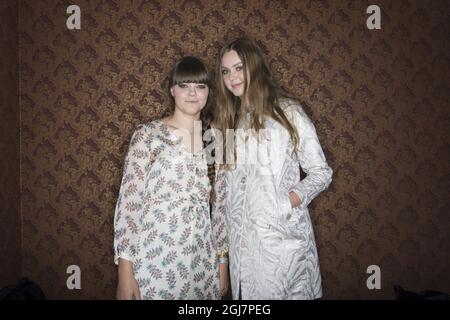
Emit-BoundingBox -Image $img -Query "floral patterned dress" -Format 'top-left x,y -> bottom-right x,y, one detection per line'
113,119 -> 220,300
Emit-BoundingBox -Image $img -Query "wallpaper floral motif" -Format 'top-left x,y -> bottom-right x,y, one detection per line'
0,0 -> 21,289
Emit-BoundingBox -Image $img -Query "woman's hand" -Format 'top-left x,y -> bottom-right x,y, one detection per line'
219,263 -> 229,298
289,191 -> 301,208
116,258 -> 141,300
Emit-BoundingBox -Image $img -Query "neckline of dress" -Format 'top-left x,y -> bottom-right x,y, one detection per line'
158,118 -> 204,157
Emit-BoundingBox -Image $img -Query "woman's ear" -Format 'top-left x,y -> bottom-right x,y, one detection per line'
170,86 -> 174,97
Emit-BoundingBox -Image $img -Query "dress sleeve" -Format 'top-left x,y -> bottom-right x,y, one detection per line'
113,125 -> 149,265
290,105 -> 333,210
211,166 -> 229,262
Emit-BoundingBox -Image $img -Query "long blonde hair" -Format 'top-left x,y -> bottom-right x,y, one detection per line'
213,37 -> 300,167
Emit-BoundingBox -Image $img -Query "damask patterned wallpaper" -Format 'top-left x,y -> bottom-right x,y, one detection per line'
4,0 -> 450,299
0,0 -> 21,289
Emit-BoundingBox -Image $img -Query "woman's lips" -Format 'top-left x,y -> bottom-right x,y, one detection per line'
232,83 -> 242,89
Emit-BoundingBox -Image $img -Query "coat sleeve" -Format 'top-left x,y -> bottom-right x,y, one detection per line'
290,105 -> 333,210
113,125 -> 149,265
211,165 -> 229,262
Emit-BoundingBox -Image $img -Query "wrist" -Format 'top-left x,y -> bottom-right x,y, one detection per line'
219,263 -> 228,271
217,251 -> 229,264
118,258 -> 134,277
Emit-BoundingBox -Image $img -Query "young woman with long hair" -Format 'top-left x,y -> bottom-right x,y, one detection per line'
212,38 -> 333,300
114,56 -> 228,300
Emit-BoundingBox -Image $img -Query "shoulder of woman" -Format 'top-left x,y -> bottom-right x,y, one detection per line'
132,122 -> 149,135
129,122 -> 160,151
138,119 -> 165,134
128,123 -> 148,144
278,99 -> 317,137
279,97 -> 308,119
131,121 -> 160,142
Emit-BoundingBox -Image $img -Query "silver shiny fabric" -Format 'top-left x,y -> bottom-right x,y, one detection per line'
212,99 -> 333,300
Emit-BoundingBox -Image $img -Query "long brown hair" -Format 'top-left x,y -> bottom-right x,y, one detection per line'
213,37 -> 300,167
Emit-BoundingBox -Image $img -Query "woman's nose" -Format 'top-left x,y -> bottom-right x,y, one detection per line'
188,86 -> 196,95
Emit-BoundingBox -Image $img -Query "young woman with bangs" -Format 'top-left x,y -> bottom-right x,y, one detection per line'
114,56 -> 228,300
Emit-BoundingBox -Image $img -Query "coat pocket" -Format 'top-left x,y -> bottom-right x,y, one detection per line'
277,192 -> 307,240
276,191 -> 293,222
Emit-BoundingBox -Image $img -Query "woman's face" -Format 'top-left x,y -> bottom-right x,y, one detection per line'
221,50 -> 246,97
170,82 -> 209,117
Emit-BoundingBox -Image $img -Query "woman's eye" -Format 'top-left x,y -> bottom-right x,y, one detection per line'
221,69 -> 228,75
178,83 -> 187,88
196,84 -> 207,89
236,66 -> 243,71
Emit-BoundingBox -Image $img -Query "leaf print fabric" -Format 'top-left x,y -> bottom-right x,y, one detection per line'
113,119 -> 220,300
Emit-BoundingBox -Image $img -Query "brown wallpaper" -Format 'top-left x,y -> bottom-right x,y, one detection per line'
0,0 -> 21,288
13,0 -> 450,299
